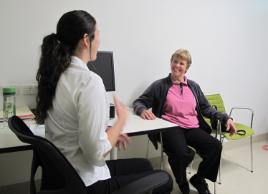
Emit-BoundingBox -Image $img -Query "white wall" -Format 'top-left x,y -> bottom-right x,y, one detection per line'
0,0 -> 268,186
1,0 -> 267,133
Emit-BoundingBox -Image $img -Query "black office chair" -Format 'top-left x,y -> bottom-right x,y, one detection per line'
8,116 -> 171,194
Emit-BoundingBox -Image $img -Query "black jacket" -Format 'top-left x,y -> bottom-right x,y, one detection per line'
133,74 -> 229,149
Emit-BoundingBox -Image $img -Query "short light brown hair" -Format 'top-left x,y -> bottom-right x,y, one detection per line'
170,49 -> 192,69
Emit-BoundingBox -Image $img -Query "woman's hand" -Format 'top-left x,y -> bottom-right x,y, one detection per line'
141,110 -> 156,120
115,133 -> 131,150
114,95 -> 128,126
226,118 -> 236,135
105,96 -> 128,151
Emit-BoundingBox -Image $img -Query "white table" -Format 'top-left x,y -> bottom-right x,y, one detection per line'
0,127 -> 31,153
109,112 -> 178,159
0,120 -> 44,153
0,113 -> 177,156
123,113 -> 177,135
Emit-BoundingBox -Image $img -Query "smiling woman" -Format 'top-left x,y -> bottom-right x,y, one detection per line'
170,49 -> 192,81
133,48 -> 237,194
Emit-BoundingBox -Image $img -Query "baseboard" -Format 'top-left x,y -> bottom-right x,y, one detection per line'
0,180 -> 41,194
0,181 -> 29,194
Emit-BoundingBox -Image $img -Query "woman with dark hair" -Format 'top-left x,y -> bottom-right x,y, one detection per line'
36,10 -> 172,194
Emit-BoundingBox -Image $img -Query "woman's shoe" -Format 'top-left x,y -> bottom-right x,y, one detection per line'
189,174 -> 211,194
179,182 -> 190,194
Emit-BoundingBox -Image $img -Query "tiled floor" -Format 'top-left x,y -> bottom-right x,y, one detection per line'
161,136 -> 268,194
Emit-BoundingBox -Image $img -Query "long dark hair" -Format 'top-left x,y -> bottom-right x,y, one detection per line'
36,10 -> 96,124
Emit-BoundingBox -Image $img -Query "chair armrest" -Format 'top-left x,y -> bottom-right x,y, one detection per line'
229,107 -> 254,116
112,171 -> 170,194
229,107 -> 254,128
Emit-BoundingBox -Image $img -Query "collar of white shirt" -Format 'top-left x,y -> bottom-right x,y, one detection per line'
71,56 -> 89,71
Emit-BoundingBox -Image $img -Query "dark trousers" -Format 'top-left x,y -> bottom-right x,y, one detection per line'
162,127 -> 222,187
86,158 -> 173,194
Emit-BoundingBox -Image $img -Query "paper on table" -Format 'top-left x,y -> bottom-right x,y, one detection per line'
29,123 -> 45,137
16,106 -> 35,120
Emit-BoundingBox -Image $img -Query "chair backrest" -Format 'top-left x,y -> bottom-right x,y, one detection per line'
205,93 -> 226,113
8,116 -> 87,194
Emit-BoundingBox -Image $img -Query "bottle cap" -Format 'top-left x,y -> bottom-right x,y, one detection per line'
2,87 -> 16,95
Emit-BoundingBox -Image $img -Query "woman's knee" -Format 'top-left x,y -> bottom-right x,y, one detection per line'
166,146 -> 194,161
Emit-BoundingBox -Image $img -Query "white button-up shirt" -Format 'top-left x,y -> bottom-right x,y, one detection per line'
45,56 -> 112,186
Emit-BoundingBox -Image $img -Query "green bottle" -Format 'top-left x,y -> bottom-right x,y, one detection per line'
2,87 -> 16,122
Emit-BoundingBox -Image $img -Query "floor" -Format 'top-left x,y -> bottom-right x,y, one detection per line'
159,136 -> 268,194
1,135 -> 267,194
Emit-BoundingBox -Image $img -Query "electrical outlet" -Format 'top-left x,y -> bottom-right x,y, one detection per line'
15,85 -> 37,96
0,85 -> 38,96
22,85 -> 37,95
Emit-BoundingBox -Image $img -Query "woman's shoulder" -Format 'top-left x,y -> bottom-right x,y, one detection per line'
63,67 -> 104,90
187,79 -> 200,87
82,70 -> 104,88
151,75 -> 171,87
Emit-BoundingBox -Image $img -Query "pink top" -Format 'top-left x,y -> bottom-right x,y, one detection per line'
162,78 -> 199,129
